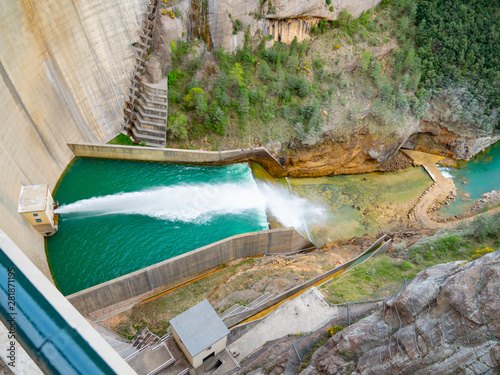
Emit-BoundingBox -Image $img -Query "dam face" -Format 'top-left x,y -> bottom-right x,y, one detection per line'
0,0 -> 148,279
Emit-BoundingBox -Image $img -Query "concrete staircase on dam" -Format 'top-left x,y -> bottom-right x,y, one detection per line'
123,0 -> 167,148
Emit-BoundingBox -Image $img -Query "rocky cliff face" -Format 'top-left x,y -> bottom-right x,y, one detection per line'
303,251 -> 500,374
403,98 -> 500,160
154,0 -> 382,61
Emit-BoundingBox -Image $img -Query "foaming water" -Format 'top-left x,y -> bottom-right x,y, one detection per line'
438,167 -> 454,179
47,159 -> 324,295
55,181 -> 325,230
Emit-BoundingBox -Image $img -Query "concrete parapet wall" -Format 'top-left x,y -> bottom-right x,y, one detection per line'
67,228 -> 314,314
68,143 -> 287,177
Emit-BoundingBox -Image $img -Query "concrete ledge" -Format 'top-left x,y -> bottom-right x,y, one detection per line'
67,228 -> 314,314
68,143 -> 287,177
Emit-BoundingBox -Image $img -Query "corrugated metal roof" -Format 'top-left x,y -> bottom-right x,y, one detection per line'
170,299 -> 229,357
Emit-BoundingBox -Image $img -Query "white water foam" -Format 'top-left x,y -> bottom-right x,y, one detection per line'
55,182 -> 325,229
438,166 -> 454,179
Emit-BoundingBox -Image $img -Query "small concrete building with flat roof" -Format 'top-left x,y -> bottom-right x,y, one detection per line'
170,299 -> 230,369
18,184 -> 57,236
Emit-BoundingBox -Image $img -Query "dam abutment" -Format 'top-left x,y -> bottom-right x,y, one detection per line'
67,228 -> 314,314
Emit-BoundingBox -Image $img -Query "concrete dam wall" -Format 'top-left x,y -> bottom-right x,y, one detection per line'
0,0 -> 149,277
0,0 -> 383,281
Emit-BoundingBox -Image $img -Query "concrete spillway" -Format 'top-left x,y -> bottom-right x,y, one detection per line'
0,0 -> 148,279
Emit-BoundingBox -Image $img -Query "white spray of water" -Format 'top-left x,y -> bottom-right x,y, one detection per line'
55,182 -> 326,229
438,166 -> 454,179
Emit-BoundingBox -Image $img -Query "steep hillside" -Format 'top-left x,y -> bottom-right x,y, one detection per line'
140,0 -> 499,176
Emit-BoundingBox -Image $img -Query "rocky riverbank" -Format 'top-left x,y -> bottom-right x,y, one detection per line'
431,190 -> 500,223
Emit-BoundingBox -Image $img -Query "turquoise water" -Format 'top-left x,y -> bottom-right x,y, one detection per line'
46,159 -> 269,296
438,141 -> 500,217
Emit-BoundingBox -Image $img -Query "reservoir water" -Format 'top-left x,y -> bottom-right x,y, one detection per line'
47,159 -> 271,296
438,141 -> 500,217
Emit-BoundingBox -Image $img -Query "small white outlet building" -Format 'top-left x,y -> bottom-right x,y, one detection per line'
170,299 -> 230,369
18,184 -> 57,237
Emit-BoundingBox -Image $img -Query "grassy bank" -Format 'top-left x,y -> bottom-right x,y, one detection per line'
321,212 -> 500,304
106,133 -> 135,146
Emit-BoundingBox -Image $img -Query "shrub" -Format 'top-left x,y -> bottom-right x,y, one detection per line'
183,88 -> 206,107
233,19 -> 242,34
359,51 -> 371,72
208,106 -> 227,135
249,89 -> 260,104
282,105 -> 291,118
470,247 -> 496,261
380,83 -> 393,101
167,69 -> 186,88
238,89 -> 250,119
327,325 -> 344,336
166,113 -> 188,141
288,77 -> 310,98
470,214 -> 500,242
260,61 -> 271,81
183,88 -> 208,116
229,63 -> 245,86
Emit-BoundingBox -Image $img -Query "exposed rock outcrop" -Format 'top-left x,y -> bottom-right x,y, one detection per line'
153,0 -> 383,58
403,119 -> 500,160
403,98 -> 500,160
285,126 -> 417,177
153,2 -> 190,66
144,55 -> 162,83
307,251 -> 500,374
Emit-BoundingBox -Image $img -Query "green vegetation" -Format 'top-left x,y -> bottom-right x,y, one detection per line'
114,259 -> 258,338
167,31 -> 332,146
164,1 -> 426,149
162,0 -> 498,151
106,133 -> 135,146
322,212 -> 500,304
415,0 -> 500,130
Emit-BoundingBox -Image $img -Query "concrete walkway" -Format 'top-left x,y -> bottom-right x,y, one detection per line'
228,287 -> 338,361
401,149 -> 500,229
401,149 -> 456,229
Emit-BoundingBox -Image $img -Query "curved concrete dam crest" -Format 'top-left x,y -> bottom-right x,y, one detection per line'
0,0 -> 149,279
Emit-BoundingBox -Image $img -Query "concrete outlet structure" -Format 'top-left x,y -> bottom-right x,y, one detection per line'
18,185 -> 58,237
170,300 -> 230,369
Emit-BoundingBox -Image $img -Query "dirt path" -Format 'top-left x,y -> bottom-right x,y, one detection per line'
401,149 -> 500,229
402,149 -> 455,228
